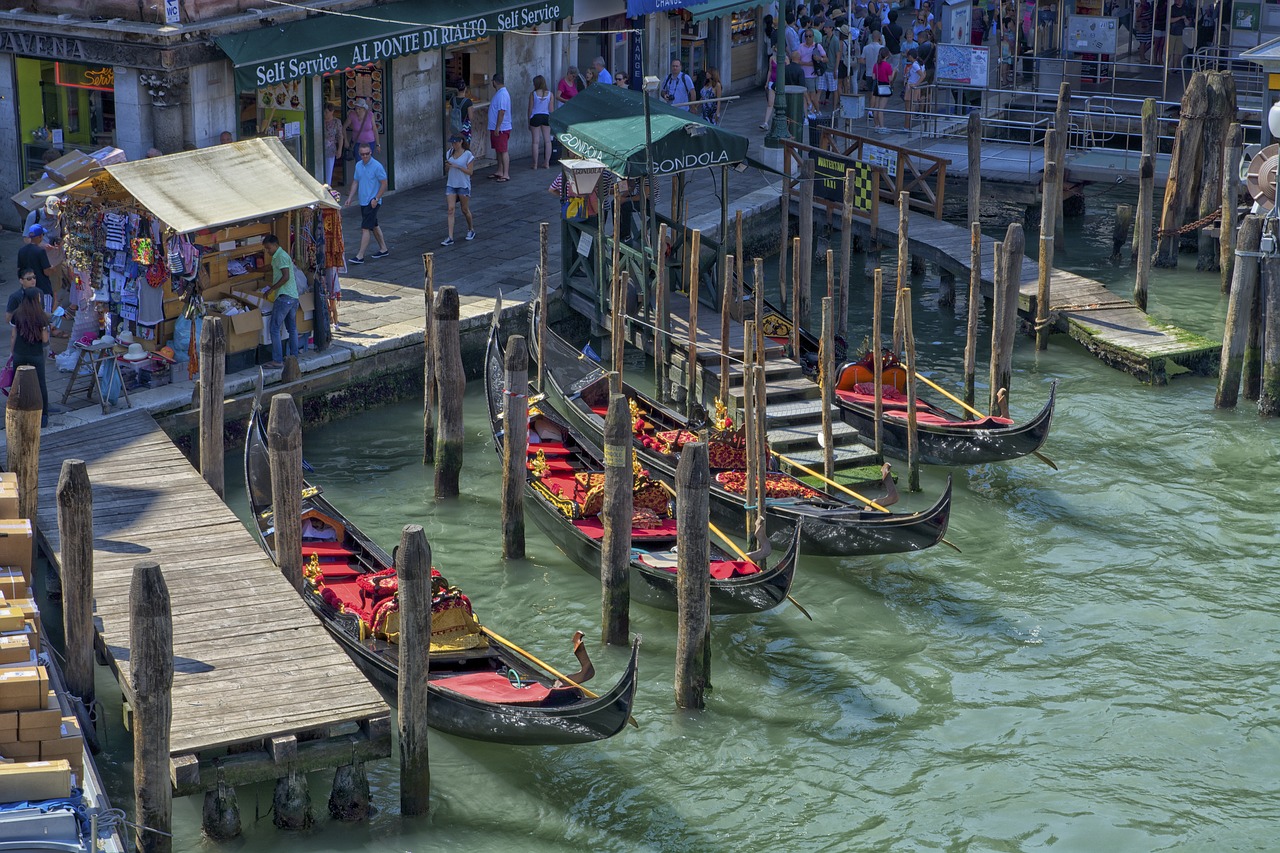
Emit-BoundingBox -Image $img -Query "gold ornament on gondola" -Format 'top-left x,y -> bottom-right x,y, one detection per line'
529,449 -> 549,479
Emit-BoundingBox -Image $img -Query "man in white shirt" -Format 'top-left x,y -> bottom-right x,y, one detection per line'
592,57 -> 614,85
487,73 -> 512,181
660,59 -> 696,112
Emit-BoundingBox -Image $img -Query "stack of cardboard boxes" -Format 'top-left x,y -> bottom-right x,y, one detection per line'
0,472 -> 80,802
10,147 -> 127,223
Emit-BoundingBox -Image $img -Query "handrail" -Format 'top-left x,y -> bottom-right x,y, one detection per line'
781,134 -> 948,220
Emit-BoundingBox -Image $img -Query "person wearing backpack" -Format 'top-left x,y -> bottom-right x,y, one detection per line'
446,81 -> 473,146
660,59 -> 695,112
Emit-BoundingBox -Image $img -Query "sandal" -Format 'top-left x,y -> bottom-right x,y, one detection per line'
50,329 -> 70,338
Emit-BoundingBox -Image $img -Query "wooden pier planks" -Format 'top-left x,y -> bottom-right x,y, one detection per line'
868,199 -> 1220,384
10,410 -> 389,756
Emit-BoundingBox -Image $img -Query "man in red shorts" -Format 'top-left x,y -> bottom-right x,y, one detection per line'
487,72 -> 512,181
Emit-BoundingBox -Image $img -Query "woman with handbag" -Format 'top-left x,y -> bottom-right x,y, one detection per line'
9,278 -> 50,427
871,47 -> 895,133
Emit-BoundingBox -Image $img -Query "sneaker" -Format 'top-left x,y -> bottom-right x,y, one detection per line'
347,256 -> 364,265
440,237 -> 455,246
465,230 -> 476,241
371,249 -> 390,259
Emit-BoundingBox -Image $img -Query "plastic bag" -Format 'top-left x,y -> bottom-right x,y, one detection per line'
97,360 -> 121,405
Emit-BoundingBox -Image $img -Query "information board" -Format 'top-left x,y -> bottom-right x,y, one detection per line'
809,150 -> 874,210
1066,15 -> 1119,55
861,144 -> 898,178
935,44 -> 989,88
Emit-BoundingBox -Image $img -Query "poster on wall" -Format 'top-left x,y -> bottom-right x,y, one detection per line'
1066,15 -> 1119,54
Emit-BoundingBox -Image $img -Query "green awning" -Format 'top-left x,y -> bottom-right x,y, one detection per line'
550,84 -> 750,178
689,0 -> 756,23
215,0 -> 568,90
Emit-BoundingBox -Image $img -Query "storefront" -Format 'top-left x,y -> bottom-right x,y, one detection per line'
14,58 -> 116,186
685,2 -> 764,92
215,0 -> 569,189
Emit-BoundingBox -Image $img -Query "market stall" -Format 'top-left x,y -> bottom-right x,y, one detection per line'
48,137 -> 339,370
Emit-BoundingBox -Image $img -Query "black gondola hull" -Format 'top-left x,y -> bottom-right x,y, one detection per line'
244,400 -> 639,746
834,382 -> 1057,467
531,315 -> 952,556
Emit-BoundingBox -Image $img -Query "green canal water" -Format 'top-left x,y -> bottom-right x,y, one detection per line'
79,201 -> 1280,851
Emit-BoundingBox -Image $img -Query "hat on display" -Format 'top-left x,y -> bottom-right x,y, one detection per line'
158,346 -> 176,361
122,342 -> 148,362
118,330 -> 134,344
25,224 -> 45,238
94,335 -> 116,348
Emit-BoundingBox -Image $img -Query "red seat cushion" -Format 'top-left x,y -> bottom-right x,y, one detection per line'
436,672 -> 553,705
302,541 -> 355,562
710,559 -> 760,579
573,517 -> 679,540
529,440 -> 572,455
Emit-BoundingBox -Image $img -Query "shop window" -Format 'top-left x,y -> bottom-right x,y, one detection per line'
15,57 -> 115,185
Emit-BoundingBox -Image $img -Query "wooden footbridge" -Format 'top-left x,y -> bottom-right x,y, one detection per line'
5,410 -> 390,798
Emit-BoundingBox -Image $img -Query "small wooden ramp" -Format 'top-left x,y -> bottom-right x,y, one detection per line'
10,410 -> 389,794
860,199 -> 1221,384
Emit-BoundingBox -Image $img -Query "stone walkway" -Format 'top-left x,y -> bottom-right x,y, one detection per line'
0,86 -> 796,433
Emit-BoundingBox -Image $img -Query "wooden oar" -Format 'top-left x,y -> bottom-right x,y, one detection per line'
902,365 -> 1059,470
776,453 -> 961,553
656,479 -> 811,619
478,627 -> 641,728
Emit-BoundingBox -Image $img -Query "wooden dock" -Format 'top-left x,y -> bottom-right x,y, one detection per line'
8,410 -> 390,796
857,198 -> 1220,383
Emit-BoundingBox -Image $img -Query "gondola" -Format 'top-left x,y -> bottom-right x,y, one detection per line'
740,277 -> 1056,467
531,316 -> 952,557
244,396 -> 639,746
487,326 -> 800,614
833,351 -> 1057,466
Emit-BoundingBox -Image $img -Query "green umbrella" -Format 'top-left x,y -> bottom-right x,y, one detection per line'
550,84 -> 750,179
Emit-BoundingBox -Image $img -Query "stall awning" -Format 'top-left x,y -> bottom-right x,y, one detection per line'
215,0 -> 568,90
627,0 -> 708,15
88,137 -> 338,235
550,83 -> 749,178
688,0 -> 753,23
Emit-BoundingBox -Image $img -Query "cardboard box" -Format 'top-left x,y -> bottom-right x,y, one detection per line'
0,759 -> 71,802
0,474 -> 16,520
298,291 -> 315,317
0,636 -> 30,666
17,708 -> 60,742
10,176 -> 58,218
0,668 -> 41,712
89,145 -> 126,166
0,740 -> 41,761
0,609 -> 21,633
45,151 -> 102,184
0,570 -> 28,600
0,712 -> 15,740
0,622 -> 36,650
0,521 -> 32,573
39,738 -> 83,777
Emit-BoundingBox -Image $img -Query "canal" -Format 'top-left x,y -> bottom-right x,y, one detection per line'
76,195 -> 1278,851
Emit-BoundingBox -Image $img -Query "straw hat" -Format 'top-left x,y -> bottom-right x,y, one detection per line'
122,342 -> 148,362
158,346 -> 176,362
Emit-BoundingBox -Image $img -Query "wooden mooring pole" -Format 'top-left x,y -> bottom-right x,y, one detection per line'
602,391 -> 632,645
397,524 -> 431,816
422,253 -> 436,463
539,222 -> 549,391
502,336 -> 527,559
872,268 -> 884,457
130,560 -> 172,853
674,441 -> 710,711
1216,215 -> 1262,409
895,192 -> 909,353
1259,257 -> 1280,417
720,257 -> 733,402
268,393 -> 304,592
1135,154 -> 1155,311
791,236 -> 802,358
798,158 -> 815,334
1111,204 -> 1134,264
733,210 -> 745,324
967,111 -> 981,229
57,460 -> 94,709
991,225 -> 1024,413
742,321 -> 758,539
1036,130 -> 1059,351
1197,72 -> 1231,272
839,168 -> 853,341
657,226 -> 672,402
821,296 -> 835,480
900,289 -> 921,493
434,286 -> 464,499
6,366 -> 39,571
963,222 -> 982,412
779,164 -> 791,312
1221,123 -> 1242,293
687,229 -> 702,417
1052,83 -> 1070,250
1156,73 -> 1208,268
198,316 -> 226,498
